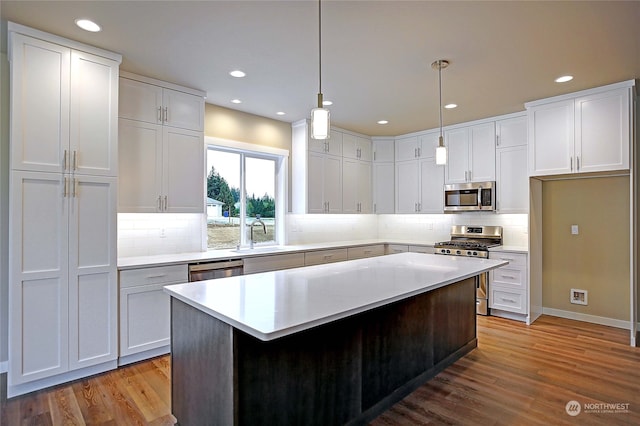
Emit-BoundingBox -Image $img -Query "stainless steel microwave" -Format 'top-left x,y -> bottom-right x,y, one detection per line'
444,181 -> 496,212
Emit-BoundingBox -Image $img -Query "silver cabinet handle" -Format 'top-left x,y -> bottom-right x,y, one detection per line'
500,275 -> 516,279
464,170 -> 468,181
63,149 -> 68,171
577,156 -> 580,171
570,156 -> 573,171
72,178 -> 77,198
417,147 -> 421,157
73,150 -> 77,171
163,107 -> 168,123
63,177 -> 68,197
164,195 -> 168,211
414,148 -> 417,158
500,297 -> 517,303
158,196 -> 162,211
158,107 -> 163,122
373,203 -> 377,213
496,134 -> 500,147
323,255 -> 333,260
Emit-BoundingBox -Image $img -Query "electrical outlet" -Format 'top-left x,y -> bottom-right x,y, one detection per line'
160,228 -> 167,238
570,288 -> 588,305
571,225 -> 579,235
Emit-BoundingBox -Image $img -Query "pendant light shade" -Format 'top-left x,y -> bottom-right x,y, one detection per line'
311,0 -> 330,140
432,59 -> 449,165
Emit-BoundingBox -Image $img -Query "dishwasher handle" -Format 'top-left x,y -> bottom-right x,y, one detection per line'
188,259 -> 244,272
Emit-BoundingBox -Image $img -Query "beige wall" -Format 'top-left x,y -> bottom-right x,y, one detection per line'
203,103 -> 292,208
542,176 -> 630,320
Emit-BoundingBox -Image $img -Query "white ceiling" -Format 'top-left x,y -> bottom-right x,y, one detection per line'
1,1 -> 639,136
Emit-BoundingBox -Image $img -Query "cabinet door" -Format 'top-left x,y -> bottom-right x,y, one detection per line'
70,51 -> 119,176
575,88 -> 630,173
326,129 -> 343,157
120,284 -> 171,356
10,171 -> 69,384
373,139 -> 394,162
469,123 -> 496,182
118,119 -> 163,212
444,128 -> 469,183
496,146 -> 528,213
418,132 -> 440,159
395,136 -> 418,162
68,175 -> 117,369
357,136 -> 373,162
419,157 -> 444,213
324,155 -> 343,213
342,158 -> 359,213
118,78 -> 163,124
373,162 -> 394,214
342,133 -> 359,160
395,160 -> 419,213
10,34 -> 70,173
357,161 -> 372,213
496,116 -> 527,148
164,127 -> 205,213
243,253 -> 306,274
162,88 -> 204,131
307,152 -> 326,213
528,100 -> 574,176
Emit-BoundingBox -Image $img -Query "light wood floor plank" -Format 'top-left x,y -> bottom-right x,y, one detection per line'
2,315 -> 640,425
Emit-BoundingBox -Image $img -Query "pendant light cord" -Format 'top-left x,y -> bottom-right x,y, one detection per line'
438,61 -> 443,138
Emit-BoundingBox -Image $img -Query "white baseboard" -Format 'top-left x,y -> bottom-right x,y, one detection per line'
0,360 -> 7,374
542,307 -> 630,330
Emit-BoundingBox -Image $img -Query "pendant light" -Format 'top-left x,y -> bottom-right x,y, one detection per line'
311,0 -> 330,140
432,59 -> 449,165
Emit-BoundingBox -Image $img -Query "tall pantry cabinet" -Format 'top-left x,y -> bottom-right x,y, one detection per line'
7,23 -> 121,397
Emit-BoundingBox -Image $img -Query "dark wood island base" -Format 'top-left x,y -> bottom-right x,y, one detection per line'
170,277 -> 476,426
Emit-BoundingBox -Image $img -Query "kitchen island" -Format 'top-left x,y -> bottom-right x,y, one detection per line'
164,252 -> 507,425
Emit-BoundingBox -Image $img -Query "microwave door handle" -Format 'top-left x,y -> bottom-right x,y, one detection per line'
478,186 -> 482,209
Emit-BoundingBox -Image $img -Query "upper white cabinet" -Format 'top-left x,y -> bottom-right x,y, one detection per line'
8,23 -> 121,396
10,33 -> 118,176
308,151 -> 343,213
372,138 -> 395,163
119,73 -> 204,132
445,122 -> 496,184
495,115 -> 528,213
395,156 -> 444,214
343,134 -> 372,161
118,73 -> 205,213
372,138 -> 395,214
343,158 -> 372,213
526,82 -> 632,177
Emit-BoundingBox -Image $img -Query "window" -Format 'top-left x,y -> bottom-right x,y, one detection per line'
205,138 -> 287,250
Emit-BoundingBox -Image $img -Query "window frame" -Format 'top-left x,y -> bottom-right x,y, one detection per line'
205,136 -> 288,250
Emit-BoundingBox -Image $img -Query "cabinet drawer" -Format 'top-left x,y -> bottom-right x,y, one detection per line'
304,249 -> 348,266
243,253 -> 306,275
491,252 -> 526,267
409,245 -> 435,254
385,244 -> 408,254
490,287 -> 526,314
119,264 -> 188,288
491,267 -> 525,289
347,245 -> 385,260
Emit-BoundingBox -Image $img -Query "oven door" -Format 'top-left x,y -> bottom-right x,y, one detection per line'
476,272 -> 489,315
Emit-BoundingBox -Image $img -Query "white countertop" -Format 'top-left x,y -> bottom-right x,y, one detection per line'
164,252 -> 508,341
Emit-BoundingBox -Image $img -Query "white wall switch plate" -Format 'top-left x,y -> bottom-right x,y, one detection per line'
571,225 -> 579,235
570,288 -> 588,305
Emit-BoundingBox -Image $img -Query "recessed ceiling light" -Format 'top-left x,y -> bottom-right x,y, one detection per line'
276,111 -> 286,116
231,99 -> 242,104
322,100 -> 333,106
230,70 -> 246,78
555,75 -> 574,83
444,104 -> 457,109
377,120 -> 389,125
75,19 -> 101,32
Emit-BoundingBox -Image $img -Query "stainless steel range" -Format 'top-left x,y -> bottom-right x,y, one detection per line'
435,225 -> 503,315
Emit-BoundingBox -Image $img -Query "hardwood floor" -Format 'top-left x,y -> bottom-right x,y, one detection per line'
2,315 -> 639,425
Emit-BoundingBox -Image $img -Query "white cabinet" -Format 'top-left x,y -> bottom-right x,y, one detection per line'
119,74 -> 204,132
343,158 -> 372,213
243,253 -> 305,274
445,122 -> 496,184
119,264 -> 188,362
489,252 -> 528,318
385,244 -> 408,254
10,171 -> 118,384
10,34 -> 118,176
495,115 -> 528,213
395,133 -> 439,162
308,152 -> 342,213
8,24 -> 121,396
395,157 -> 444,213
118,74 -> 205,213
372,138 -> 394,214
408,245 -> 435,254
343,134 -> 372,161
527,83 -> 631,177
347,245 -> 385,260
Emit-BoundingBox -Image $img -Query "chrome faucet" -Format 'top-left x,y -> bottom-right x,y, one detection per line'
249,215 -> 266,249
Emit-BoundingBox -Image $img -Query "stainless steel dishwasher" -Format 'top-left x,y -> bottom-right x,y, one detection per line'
188,259 -> 244,281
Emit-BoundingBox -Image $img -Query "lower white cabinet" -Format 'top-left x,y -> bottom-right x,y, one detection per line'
118,264 -> 188,362
9,171 -> 118,391
385,244 -> 408,254
243,253 -> 305,274
347,245 -> 385,260
408,245 -> 435,254
489,252 -> 528,317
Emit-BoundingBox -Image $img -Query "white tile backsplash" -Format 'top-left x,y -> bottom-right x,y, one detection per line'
118,213 -> 205,257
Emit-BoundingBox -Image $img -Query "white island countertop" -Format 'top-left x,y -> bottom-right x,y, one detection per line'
164,252 -> 508,341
